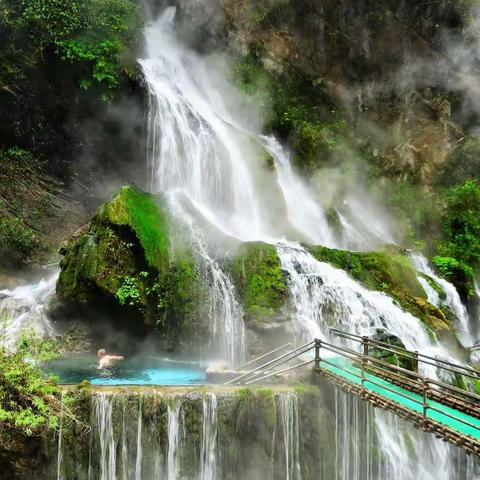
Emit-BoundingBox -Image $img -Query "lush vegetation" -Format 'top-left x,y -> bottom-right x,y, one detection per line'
3,0 -> 140,93
233,54 -> 348,171
432,180 -> 480,294
103,186 -> 171,274
0,330 -> 73,459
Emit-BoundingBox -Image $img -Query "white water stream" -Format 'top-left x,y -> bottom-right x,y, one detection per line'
0,270 -> 58,351
411,253 -> 474,348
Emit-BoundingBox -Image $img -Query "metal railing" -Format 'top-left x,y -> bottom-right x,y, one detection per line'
227,330 -> 480,439
314,336 -> 480,435
224,340 -> 315,386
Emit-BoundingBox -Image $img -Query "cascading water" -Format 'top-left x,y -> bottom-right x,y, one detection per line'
411,253 -> 474,347
0,270 -> 57,350
184,219 -> 246,365
275,243 -> 456,376
278,392 -> 302,480
200,394 -> 217,480
261,136 -> 335,247
135,7 -> 478,479
96,395 -> 117,480
167,398 -> 183,480
56,390 -> 320,480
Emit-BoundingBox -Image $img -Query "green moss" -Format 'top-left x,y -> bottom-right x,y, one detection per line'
233,242 -> 287,320
99,186 -> 170,274
306,245 -> 450,332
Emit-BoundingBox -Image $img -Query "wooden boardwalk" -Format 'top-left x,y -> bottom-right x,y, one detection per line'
228,329 -> 480,456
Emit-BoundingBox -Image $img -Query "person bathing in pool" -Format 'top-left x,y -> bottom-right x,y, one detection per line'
97,349 -> 124,369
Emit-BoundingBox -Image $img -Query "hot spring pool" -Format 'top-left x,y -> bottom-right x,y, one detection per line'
44,354 -> 206,386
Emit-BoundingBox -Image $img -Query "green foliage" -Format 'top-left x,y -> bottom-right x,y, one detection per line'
102,186 -> 170,274
440,180 -> 480,271
21,0 -> 141,90
115,276 -> 141,306
0,216 -> 37,266
0,346 -> 62,451
15,331 -> 63,362
232,54 -> 347,170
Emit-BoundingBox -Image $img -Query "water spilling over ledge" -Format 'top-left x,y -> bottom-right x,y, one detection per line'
38,385 -> 478,479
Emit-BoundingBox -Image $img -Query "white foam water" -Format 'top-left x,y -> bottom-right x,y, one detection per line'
0,270 -> 57,351
200,393 -> 218,480
411,253 -> 474,348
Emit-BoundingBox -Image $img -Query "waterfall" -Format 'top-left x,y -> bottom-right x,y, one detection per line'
96,394 -> 117,480
278,392 -> 302,480
411,253 -> 473,347
133,7 -> 478,478
334,389 -> 479,480
275,243 -> 457,378
135,399 -> 143,480
187,222 -> 246,365
55,389 -> 479,479
334,389 -> 376,480
167,397 -> 183,480
0,270 -> 57,350
140,8 -> 264,241
200,393 -> 218,480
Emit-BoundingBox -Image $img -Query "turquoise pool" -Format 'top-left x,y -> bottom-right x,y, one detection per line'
44,354 -> 206,385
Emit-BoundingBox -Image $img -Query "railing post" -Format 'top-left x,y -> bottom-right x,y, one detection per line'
315,339 -> 321,370
422,378 -> 429,423
362,336 -> 369,357
361,355 -> 365,391
414,350 -> 419,374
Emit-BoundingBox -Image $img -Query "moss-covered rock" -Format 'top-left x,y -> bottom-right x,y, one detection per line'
57,185 -> 206,348
233,242 -> 287,321
232,242 -> 289,353
306,245 -> 450,332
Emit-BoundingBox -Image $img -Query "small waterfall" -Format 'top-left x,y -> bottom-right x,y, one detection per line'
278,392 -> 302,480
200,393 -> 218,480
411,253 -> 473,347
188,222 -> 246,366
261,136 -> 335,247
0,271 -> 57,350
135,398 -> 143,480
167,397 -> 183,480
334,389 -> 376,480
96,395 -> 117,480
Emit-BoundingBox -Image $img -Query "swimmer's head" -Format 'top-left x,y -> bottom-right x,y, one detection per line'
98,349 -> 106,358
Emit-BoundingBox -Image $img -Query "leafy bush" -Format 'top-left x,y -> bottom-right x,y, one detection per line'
0,328 -> 83,460
116,276 -> 141,306
440,180 -> 480,270
21,0 -> 141,90
0,216 -> 37,266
